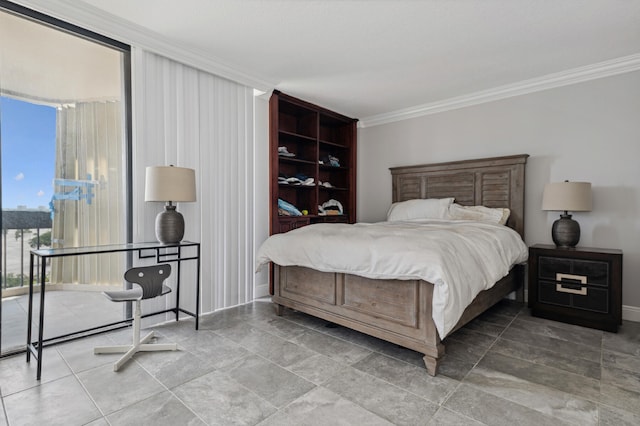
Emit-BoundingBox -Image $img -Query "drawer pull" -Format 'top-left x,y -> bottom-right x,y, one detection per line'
556,283 -> 587,296
556,273 -> 587,284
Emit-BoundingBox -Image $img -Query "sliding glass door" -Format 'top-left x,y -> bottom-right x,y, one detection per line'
0,3 -> 131,355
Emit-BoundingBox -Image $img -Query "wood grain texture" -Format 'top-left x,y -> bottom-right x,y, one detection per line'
273,154 -> 528,375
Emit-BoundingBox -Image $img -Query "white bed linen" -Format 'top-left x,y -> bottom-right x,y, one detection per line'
256,219 -> 528,337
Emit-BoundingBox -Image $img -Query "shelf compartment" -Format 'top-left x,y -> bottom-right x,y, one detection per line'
279,101 -> 317,139
319,113 -> 353,146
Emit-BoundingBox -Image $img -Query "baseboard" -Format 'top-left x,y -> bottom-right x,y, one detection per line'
254,282 -> 270,299
622,305 -> 640,323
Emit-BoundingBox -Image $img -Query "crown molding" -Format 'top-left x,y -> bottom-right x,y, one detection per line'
360,53 -> 640,128
9,0 -> 275,92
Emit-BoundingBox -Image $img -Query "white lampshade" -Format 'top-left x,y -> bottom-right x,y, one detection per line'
542,181 -> 592,212
145,166 -> 196,202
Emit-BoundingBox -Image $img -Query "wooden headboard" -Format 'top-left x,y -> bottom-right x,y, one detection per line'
390,154 -> 529,238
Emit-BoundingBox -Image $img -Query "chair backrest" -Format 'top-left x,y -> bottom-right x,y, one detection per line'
124,264 -> 172,300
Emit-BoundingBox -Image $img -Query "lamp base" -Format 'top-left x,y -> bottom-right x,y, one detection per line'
552,213 -> 580,248
155,204 -> 185,244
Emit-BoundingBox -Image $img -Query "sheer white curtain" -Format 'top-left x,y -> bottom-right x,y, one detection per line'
51,101 -> 125,285
132,48 -> 254,315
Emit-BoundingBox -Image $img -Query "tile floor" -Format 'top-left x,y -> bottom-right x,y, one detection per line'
2,291 -> 123,353
1,298 -> 639,425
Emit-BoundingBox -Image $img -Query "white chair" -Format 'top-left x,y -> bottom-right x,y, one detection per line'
94,264 -> 177,371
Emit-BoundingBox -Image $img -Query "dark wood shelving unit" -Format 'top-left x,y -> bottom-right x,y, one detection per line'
269,90 -> 358,235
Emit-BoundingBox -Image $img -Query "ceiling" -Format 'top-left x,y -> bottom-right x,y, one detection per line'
58,1 -> 640,122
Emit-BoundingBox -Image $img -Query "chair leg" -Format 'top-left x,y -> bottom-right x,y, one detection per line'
94,345 -> 132,354
94,300 -> 178,371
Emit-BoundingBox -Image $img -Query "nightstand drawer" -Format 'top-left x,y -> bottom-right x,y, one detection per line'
538,256 -> 609,287
528,244 -> 622,332
538,280 -> 609,313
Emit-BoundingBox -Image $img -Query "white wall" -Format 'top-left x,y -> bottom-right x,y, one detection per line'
357,70 -> 640,317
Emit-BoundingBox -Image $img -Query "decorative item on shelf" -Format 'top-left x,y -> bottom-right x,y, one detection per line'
278,146 -> 295,157
278,198 -> 302,216
542,180 -> 592,248
318,199 -> 343,216
145,165 -> 197,244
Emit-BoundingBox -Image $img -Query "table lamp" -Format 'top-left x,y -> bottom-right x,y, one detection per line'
542,181 -> 592,248
145,165 -> 196,243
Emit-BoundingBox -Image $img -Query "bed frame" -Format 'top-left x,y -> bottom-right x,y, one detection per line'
272,154 -> 528,375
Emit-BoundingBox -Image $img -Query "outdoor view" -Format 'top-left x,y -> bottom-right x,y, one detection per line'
1,97 -> 56,286
1,8 -> 128,354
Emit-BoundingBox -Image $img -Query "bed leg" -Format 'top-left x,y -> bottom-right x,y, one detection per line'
274,303 -> 284,316
423,355 -> 439,376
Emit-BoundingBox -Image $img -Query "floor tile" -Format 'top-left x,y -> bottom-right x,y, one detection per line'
353,352 -> 458,405
373,340 -> 426,369
278,308 -> 331,330
602,349 -> 640,373
437,355 -> 476,381
465,365 -> 598,425
286,353 -> 348,385
598,403 -> 640,426
178,330 -> 250,370
246,314 -> 310,341
0,404 -> 8,426
510,315 -> 603,349
106,390 -> 206,426
291,329 -> 372,365
490,337 -> 601,379
602,320 -> 640,356
486,299 -> 525,317
462,317 -> 507,337
83,418 -> 109,426
319,323 -> 393,352
226,354 -> 316,408
477,351 -> 601,401
445,328 -> 497,350
500,323 -> 601,363
134,347 -> 216,389
0,349 -> 72,396
443,337 -> 487,364
172,370 -> 276,425
324,366 -> 439,426
3,375 -> 101,426
444,383 -> 570,426
257,386 -> 394,426
475,308 -> 516,327
56,333 -> 124,373
147,318 -> 200,343
600,383 -> 640,416
601,364 -> 640,393
426,406 -> 485,425
77,362 -> 165,415
197,307 -> 253,332
214,322 -> 316,368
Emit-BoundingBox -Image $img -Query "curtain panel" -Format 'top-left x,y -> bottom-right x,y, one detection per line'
51,101 -> 125,286
132,48 -> 255,316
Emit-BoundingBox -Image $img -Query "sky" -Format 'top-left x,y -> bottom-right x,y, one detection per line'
1,96 -> 56,210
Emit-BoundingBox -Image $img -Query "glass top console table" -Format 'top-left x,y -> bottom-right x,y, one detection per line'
27,241 -> 201,380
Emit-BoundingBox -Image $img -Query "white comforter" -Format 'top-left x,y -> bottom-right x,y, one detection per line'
256,220 -> 528,337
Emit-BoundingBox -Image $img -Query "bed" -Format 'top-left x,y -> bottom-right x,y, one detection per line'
259,154 -> 528,375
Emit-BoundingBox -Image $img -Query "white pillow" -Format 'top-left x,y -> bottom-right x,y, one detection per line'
387,198 -> 454,222
447,203 -> 511,225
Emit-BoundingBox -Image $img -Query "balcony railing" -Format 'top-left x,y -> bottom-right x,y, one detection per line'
1,209 -> 52,293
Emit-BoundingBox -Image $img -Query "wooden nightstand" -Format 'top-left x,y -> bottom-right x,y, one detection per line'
528,244 -> 623,332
